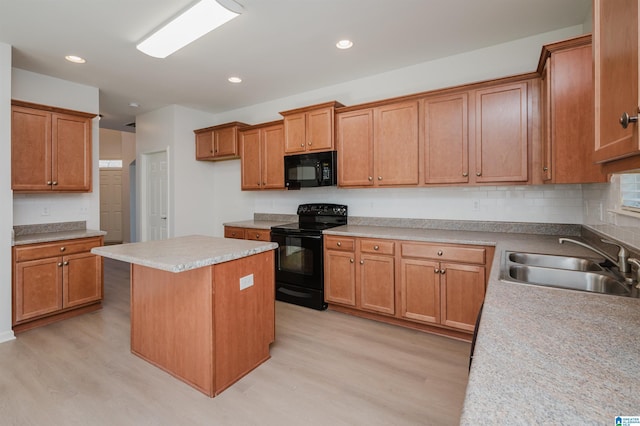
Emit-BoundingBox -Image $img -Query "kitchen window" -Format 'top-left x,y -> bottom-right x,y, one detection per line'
99,159 -> 123,169
620,172 -> 640,213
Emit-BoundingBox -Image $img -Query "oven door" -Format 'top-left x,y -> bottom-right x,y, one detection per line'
271,230 -> 323,290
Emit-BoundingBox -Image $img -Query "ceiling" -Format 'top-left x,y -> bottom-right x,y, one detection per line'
0,0 -> 591,133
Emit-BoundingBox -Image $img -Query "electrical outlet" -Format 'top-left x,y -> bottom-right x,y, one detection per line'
41,207 -> 50,216
472,200 -> 480,212
240,274 -> 254,290
80,207 -> 89,215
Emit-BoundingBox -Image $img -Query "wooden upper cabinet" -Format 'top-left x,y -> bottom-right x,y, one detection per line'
422,93 -> 469,184
593,0 -> 640,168
538,35 -> 607,184
473,82 -> 529,183
11,101 -> 94,193
239,121 -> 284,190
280,101 -> 343,154
336,109 -> 375,186
194,122 -> 248,161
336,101 -> 419,187
374,101 -> 420,186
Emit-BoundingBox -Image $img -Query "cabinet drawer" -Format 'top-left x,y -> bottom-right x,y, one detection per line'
224,227 -> 246,239
401,242 -> 485,264
15,237 -> 103,262
246,229 -> 271,241
325,236 -> 355,252
360,239 -> 395,255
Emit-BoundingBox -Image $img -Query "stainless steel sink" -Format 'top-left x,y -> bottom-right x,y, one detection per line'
507,252 -> 604,272
501,251 -> 633,297
506,264 -> 630,295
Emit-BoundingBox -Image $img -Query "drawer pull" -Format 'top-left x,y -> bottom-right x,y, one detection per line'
337,242 -> 342,247
374,245 -> 379,250
60,247 -> 66,252
437,250 -> 443,256
256,234 -> 261,239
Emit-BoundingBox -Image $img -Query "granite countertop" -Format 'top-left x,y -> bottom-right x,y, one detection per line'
13,223 -> 106,246
91,235 -> 278,273
323,224 -> 640,424
223,219 -> 292,229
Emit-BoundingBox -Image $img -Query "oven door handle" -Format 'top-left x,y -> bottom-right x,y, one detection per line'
271,231 -> 323,239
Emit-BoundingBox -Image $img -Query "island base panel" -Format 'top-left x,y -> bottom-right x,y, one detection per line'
130,250 -> 275,397
131,265 -> 214,395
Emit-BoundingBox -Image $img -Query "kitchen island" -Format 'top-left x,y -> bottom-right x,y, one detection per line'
92,235 -> 277,397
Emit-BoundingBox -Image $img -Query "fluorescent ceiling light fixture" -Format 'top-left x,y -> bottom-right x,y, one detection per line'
65,55 -> 86,63
137,0 -> 243,59
228,76 -> 242,83
336,40 -> 353,50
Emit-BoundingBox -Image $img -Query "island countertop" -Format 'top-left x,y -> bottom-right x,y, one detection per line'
91,235 -> 278,273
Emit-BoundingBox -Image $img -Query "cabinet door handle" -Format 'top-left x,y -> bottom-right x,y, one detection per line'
437,250 -> 443,256
60,247 -> 66,252
620,111 -> 639,129
377,176 -> 382,181
368,176 -> 373,181
359,260 -> 364,265
373,245 -> 379,250
476,172 -> 481,177
52,181 -> 58,186
57,262 -> 63,267
440,269 -> 446,274
337,242 -> 341,247
63,261 -> 69,266
308,141 -> 312,146
543,167 -> 549,172
350,258 -> 354,263
462,172 -> 468,177
47,181 -> 52,185
434,268 -> 440,273
300,143 -> 305,147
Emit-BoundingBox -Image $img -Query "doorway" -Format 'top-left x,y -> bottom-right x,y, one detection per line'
100,169 -> 123,243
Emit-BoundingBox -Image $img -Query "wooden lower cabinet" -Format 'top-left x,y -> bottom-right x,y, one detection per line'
325,235 -> 493,340
13,236 -> 104,333
224,226 -> 270,242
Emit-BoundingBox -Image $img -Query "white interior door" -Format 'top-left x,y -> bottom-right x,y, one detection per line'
99,169 -> 123,243
145,151 -> 168,241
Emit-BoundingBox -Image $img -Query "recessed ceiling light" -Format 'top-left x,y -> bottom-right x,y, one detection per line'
228,76 -> 242,83
336,39 -> 353,50
65,55 -> 86,64
129,102 -> 140,108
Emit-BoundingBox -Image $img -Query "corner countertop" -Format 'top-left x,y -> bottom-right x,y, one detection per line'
13,229 -> 107,246
323,224 -> 640,424
223,219 -> 292,229
91,235 -> 278,273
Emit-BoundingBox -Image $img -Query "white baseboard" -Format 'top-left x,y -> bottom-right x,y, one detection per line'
0,329 -> 16,344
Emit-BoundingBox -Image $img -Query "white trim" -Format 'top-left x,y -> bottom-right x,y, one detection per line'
0,330 -> 16,344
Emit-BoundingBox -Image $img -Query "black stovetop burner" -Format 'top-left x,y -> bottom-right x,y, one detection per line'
271,203 -> 348,234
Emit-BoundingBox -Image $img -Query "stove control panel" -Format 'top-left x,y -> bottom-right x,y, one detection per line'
297,203 -> 348,217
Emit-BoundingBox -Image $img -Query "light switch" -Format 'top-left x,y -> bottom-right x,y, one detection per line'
240,274 -> 254,290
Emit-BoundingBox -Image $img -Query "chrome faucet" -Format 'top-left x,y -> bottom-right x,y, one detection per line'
558,238 -> 630,274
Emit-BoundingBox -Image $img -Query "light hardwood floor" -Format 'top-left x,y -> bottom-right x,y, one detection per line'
0,258 -> 470,425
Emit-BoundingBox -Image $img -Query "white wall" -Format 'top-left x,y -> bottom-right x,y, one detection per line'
136,25 -> 588,238
12,69 -> 100,229
0,42 -> 14,343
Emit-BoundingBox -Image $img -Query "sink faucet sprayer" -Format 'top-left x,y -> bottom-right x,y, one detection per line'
558,238 -> 630,274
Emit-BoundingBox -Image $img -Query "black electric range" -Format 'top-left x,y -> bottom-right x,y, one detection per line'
271,204 -> 348,310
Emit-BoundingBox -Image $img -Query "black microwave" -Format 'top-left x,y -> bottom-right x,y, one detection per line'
284,151 -> 337,189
